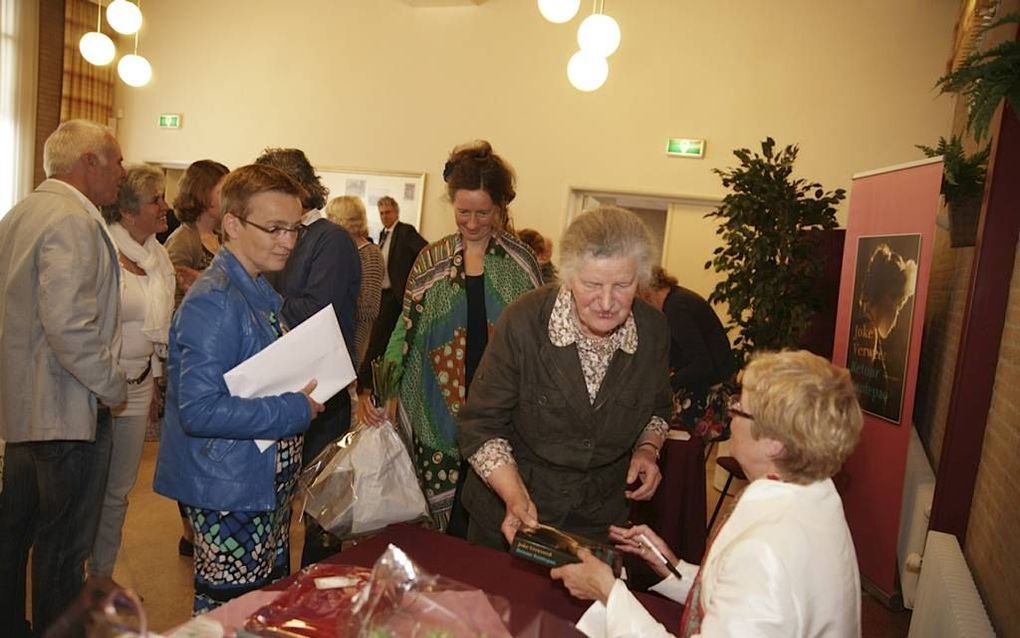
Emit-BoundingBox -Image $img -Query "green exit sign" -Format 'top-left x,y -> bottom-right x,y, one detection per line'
666,138 -> 705,158
158,113 -> 182,129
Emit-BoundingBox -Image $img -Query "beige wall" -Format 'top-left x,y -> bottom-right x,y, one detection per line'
114,0 -> 958,257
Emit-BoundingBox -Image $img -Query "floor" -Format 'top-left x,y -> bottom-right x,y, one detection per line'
100,442 -> 912,635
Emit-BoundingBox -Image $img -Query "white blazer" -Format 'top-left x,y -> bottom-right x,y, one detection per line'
601,478 -> 861,637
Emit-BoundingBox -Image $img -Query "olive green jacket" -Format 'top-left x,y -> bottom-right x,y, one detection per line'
458,285 -> 672,542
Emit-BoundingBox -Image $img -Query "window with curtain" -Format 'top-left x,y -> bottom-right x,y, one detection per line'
61,0 -> 116,124
0,0 -> 38,216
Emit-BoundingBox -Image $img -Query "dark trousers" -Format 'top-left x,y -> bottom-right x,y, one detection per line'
358,289 -> 402,390
299,390 -> 351,567
0,410 -> 113,638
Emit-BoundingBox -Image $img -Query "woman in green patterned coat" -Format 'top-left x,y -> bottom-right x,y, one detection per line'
358,140 -> 542,535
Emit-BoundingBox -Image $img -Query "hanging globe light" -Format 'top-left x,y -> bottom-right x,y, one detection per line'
118,54 -> 152,87
79,31 -> 116,66
106,0 -> 142,35
567,50 -> 609,92
577,13 -> 621,58
538,0 -> 580,24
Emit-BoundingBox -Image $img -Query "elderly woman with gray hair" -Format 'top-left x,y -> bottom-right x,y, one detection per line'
458,206 -> 671,549
92,164 -> 176,577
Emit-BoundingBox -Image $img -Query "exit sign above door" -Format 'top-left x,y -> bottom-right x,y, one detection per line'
158,113 -> 182,129
666,138 -> 705,158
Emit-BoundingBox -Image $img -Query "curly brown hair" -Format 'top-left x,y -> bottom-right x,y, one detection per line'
254,148 -> 328,211
444,140 -> 516,229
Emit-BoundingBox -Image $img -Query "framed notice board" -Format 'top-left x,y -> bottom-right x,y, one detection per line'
316,167 -> 426,240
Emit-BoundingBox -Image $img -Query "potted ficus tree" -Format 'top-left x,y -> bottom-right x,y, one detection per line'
916,135 -> 991,247
705,138 -> 845,366
936,12 -> 1020,141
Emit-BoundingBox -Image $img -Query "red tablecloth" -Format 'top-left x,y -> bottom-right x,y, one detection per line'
630,434 -> 707,564
330,524 -> 684,634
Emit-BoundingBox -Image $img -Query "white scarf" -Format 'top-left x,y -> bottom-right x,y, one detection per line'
109,222 -> 176,349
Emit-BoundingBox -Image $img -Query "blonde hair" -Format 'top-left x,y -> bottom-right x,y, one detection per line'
559,206 -> 656,285
325,196 -> 368,239
740,350 -> 863,484
43,119 -> 114,177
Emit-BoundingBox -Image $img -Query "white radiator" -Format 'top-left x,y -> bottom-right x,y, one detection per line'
907,531 -> 996,637
898,426 -> 936,608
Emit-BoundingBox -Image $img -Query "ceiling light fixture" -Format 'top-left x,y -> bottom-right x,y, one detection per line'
106,0 -> 142,36
117,7 -> 151,88
537,0 -> 580,24
79,2 -> 116,66
567,49 -> 608,92
577,1 -> 620,58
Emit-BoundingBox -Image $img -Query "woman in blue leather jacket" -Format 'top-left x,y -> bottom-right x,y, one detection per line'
154,164 -> 324,613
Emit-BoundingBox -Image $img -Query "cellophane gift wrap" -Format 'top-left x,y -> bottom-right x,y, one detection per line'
245,545 -> 512,638
300,422 -> 428,539
344,544 -> 513,637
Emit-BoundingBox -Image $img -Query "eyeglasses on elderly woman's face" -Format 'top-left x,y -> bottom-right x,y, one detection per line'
728,394 -> 754,421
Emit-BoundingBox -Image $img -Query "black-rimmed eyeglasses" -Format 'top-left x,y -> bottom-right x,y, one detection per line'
240,218 -> 307,240
728,395 -> 754,421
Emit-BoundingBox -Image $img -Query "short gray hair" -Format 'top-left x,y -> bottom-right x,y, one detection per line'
104,164 -> 165,224
559,206 -> 656,285
43,119 -> 115,177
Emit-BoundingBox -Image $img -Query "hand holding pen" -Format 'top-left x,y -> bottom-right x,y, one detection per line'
608,524 -> 683,580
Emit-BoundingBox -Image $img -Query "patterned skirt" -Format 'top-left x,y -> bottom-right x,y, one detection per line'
184,436 -> 302,614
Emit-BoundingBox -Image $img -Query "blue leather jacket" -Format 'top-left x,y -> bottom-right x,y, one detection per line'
154,248 -> 311,512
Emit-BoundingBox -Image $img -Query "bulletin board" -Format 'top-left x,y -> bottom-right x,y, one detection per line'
316,167 -> 426,240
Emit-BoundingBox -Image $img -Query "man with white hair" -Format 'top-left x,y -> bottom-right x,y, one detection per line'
0,119 -> 128,636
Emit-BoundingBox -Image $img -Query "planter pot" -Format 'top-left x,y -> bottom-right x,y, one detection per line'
947,196 -> 983,247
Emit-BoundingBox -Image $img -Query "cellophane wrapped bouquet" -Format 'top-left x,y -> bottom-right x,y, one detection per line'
245,545 -> 512,638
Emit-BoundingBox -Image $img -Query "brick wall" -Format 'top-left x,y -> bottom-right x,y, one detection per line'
963,242 -> 1020,636
33,0 -> 65,187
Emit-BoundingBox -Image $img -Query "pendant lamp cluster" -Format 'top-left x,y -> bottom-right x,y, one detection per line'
538,0 -> 620,92
78,0 -> 152,88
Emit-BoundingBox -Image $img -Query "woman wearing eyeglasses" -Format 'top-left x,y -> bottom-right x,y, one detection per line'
154,164 -> 324,613
550,350 -> 863,637
358,140 -> 542,536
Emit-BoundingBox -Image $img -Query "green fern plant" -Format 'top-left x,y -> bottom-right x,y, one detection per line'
936,12 -> 1020,141
916,135 -> 991,205
705,138 -> 844,366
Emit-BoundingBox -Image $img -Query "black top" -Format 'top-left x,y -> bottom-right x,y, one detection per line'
464,274 -> 488,394
662,286 -> 735,394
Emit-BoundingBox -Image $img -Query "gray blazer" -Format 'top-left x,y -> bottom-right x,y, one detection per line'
0,180 -> 127,442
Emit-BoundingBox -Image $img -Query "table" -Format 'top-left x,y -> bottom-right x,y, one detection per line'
332,524 -> 684,634
630,434 -> 707,564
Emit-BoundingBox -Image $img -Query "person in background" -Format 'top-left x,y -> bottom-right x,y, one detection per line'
358,140 -> 542,537
153,164 -> 323,613
325,195 -> 383,366
551,350 -> 863,638
358,195 -> 427,389
254,147 -> 360,566
166,159 -> 230,308
640,266 -> 735,440
0,119 -> 127,636
164,158 -> 230,557
458,206 -> 670,549
90,165 -> 176,580
516,227 -> 558,285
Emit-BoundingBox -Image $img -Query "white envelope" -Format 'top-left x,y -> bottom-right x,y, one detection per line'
222,304 -> 356,452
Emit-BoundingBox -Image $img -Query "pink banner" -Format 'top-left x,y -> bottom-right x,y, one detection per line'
832,158 -> 942,597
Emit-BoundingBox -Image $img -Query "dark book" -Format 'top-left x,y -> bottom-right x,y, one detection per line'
510,524 -> 622,576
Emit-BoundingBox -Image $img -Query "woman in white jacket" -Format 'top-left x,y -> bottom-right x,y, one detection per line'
552,350 -> 864,638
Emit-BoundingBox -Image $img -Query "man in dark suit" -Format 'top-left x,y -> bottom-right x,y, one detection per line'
358,196 -> 426,386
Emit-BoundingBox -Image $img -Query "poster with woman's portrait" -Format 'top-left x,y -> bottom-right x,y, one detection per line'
847,234 -> 921,423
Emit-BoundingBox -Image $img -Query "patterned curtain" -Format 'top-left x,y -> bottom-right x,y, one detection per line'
60,0 -> 116,124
